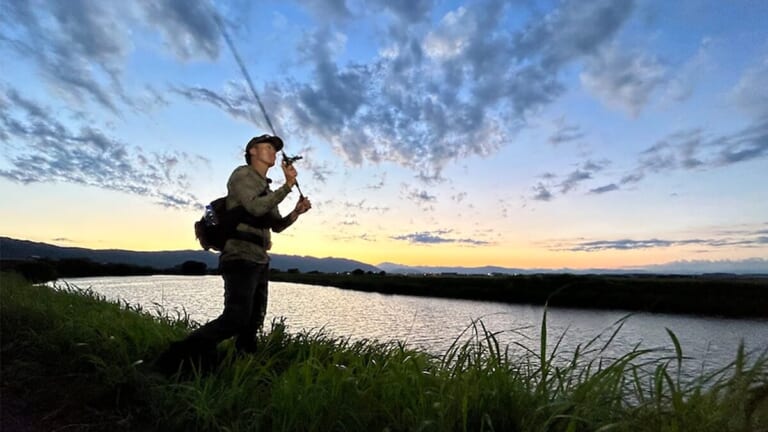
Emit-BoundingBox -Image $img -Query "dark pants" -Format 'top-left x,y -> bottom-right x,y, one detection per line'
158,260 -> 269,370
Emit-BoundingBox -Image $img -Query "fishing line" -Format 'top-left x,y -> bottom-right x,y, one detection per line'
212,10 -> 305,197
212,13 -> 277,136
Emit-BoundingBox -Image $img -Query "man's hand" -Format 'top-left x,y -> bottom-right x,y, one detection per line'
294,196 -> 312,215
282,160 -> 297,187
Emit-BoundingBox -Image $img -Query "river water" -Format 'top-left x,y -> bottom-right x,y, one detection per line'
54,275 -> 767,377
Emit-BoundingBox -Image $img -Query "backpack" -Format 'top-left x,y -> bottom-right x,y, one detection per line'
194,197 -> 230,251
194,196 -> 276,251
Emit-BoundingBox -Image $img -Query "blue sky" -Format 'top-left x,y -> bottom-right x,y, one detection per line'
1,0 -> 767,271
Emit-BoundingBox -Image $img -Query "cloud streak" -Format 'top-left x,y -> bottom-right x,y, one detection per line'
0,88 -> 202,209
0,0 -> 221,114
391,229 -> 490,246
600,56 -> 768,196
549,227 -> 768,252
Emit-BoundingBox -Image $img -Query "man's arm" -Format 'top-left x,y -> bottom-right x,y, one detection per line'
229,169 -> 292,217
271,196 -> 312,233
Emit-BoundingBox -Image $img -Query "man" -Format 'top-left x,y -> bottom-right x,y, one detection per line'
158,134 -> 311,371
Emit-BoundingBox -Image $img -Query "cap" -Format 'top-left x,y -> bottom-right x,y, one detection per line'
246,134 -> 284,152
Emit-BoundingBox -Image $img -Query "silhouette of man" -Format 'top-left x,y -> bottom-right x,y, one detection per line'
158,134 -> 311,371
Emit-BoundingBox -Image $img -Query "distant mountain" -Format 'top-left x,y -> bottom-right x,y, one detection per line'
377,259 -> 768,275
376,262 -> 629,275
377,262 -> 529,275
0,237 -> 380,274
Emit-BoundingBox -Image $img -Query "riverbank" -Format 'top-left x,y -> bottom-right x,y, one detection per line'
2,271 -> 767,431
6,255 -> 767,317
271,271 -> 768,317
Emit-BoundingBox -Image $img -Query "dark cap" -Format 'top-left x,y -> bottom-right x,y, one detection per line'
246,134 -> 284,152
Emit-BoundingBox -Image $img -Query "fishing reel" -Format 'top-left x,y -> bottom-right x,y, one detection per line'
283,154 -> 303,166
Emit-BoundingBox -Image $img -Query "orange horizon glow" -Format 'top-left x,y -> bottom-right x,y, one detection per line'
5,228 -> 752,271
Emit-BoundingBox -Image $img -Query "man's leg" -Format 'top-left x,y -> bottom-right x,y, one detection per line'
235,263 -> 269,353
157,260 -> 259,370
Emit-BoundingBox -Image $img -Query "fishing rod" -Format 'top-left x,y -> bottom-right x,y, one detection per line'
212,11 -> 305,198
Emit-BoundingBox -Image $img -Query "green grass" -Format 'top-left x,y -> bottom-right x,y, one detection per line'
1,271 -> 767,431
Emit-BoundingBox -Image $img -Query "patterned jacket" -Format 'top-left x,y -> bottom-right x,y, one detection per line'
220,165 -> 295,264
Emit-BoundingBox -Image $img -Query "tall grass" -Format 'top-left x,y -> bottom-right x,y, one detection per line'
2,271 -> 767,431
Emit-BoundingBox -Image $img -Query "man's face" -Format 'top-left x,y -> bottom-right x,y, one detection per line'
251,142 -> 277,167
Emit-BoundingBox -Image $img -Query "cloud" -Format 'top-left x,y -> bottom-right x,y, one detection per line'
662,37 -> 712,104
530,159 -> 609,200
550,226 -> 768,252
306,160 -> 333,183
0,0 -> 220,113
634,121 -> 768,173
532,182 -> 553,202
293,0 -> 354,23
0,88 -> 202,209
179,0 -> 636,178
451,192 -> 467,203
580,43 -> 668,116
172,84 -> 263,125
513,0 -> 635,65
541,118 -> 768,200
391,230 -> 490,246
590,183 -> 619,194
340,199 -> 389,213
729,56 -> 768,119
3,0 -> 645,184
558,169 -> 592,194
548,118 -> 585,145
141,0 -> 220,60
331,232 -> 377,242
403,185 -> 437,206
366,173 -> 387,190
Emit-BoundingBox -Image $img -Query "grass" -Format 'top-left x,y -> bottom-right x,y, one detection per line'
1,271 -> 767,431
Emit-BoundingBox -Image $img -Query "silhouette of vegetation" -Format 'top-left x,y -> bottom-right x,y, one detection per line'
270,272 -> 768,318
2,272 -> 767,431
3,258 -> 766,317
1,259 -> 58,283
1,257 -> 208,281
179,260 -> 208,275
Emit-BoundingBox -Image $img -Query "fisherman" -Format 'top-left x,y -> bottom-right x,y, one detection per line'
157,134 -> 311,372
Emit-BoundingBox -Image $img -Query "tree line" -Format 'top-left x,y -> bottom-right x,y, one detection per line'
0,258 -> 211,283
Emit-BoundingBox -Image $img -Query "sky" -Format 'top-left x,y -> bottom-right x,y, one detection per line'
1,0 -> 767,271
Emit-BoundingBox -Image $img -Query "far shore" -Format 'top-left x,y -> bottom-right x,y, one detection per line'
270,271 -> 768,318
4,257 -> 767,318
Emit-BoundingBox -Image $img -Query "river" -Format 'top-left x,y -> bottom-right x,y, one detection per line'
54,275 -> 768,378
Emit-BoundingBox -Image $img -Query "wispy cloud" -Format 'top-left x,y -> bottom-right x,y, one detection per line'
589,183 -> 619,194
620,119 -> 768,185
548,118 -> 585,146
548,226 -> 768,252
531,159 -> 608,200
340,199 -> 389,213
403,185 -> 438,207
531,115 -> 767,202
580,42 -> 668,116
532,182 -> 554,202
0,88 -> 203,209
0,0 -> 220,114
391,229 -> 490,246
729,56 -> 768,119
584,56 -> 768,197
366,173 -> 387,190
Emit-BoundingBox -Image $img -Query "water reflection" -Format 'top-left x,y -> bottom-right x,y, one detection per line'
55,275 -> 768,376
